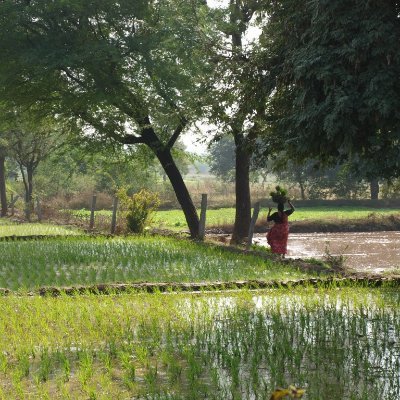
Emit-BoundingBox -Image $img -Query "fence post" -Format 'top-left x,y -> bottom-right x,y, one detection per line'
10,194 -> 14,216
89,194 -> 97,231
198,193 -> 208,240
36,198 -> 42,222
110,196 -> 118,234
246,202 -> 260,251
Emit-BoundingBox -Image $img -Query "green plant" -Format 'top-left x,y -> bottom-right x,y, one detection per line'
118,188 -> 160,233
323,242 -> 348,272
270,185 -> 289,204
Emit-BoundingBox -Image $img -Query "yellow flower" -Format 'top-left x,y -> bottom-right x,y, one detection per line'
269,385 -> 306,400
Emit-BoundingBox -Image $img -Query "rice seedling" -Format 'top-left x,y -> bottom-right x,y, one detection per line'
0,236 -> 316,290
0,286 -> 398,399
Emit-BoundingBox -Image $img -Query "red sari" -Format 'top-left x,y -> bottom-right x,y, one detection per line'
267,212 -> 289,254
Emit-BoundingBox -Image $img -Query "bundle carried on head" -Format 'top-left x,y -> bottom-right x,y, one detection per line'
270,185 -> 289,204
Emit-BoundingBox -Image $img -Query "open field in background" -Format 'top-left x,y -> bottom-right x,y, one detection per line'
153,206 -> 400,231
61,206 -> 400,233
0,236 -> 318,291
0,287 -> 399,399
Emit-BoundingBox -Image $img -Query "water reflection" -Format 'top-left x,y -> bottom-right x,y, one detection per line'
178,290 -> 400,400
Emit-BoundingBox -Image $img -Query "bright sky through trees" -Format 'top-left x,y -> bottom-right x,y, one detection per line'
182,0 -> 261,155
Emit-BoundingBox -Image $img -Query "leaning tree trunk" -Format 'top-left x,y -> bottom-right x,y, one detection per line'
0,156 -> 7,217
231,137 -> 252,244
370,179 -> 379,200
148,135 -> 200,238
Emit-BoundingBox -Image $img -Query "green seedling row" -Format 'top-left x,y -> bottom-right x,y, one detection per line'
0,236 -> 316,291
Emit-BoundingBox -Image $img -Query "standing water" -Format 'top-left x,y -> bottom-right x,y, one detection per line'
254,231 -> 400,273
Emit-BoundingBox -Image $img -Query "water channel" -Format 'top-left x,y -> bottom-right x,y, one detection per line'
253,231 -> 400,273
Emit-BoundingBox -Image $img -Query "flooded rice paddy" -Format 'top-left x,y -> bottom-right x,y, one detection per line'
0,289 -> 399,399
254,231 -> 400,273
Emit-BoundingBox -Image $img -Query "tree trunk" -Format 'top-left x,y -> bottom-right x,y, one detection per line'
0,156 -> 7,217
228,2 -> 254,244
148,135 -> 200,238
299,181 -> 306,200
231,138 -> 251,244
370,179 -> 379,200
25,166 -> 34,221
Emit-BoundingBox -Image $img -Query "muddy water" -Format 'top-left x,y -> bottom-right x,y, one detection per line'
253,231 -> 400,273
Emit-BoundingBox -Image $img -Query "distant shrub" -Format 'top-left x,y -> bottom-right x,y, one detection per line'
118,189 -> 160,233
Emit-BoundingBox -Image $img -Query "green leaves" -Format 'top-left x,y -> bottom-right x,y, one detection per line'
264,0 -> 400,179
0,0 -> 209,142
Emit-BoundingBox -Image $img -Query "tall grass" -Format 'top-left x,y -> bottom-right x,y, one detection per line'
0,287 -> 398,399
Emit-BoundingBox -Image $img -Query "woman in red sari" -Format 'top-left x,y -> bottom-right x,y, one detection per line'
266,200 -> 295,256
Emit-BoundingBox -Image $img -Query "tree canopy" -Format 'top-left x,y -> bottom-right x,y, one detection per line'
263,0 -> 400,179
0,0 -> 212,236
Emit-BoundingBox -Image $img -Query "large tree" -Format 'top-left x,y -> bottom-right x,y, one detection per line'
0,0 -> 211,237
205,0 -> 272,243
263,0 -> 400,179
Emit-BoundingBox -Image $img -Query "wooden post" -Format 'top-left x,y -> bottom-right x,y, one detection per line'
198,193 -> 207,240
36,198 -> 42,222
89,194 -> 97,231
110,196 -> 118,234
246,202 -> 260,251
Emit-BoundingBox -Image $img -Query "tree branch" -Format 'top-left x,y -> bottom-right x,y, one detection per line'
166,117 -> 188,150
76,110 -> 144,145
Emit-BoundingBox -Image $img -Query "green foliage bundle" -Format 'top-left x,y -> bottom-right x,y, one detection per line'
118,189 -> 160,234
270,185 -> 288,204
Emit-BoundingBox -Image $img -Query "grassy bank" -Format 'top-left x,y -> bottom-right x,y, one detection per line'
0,287 -> 398,399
